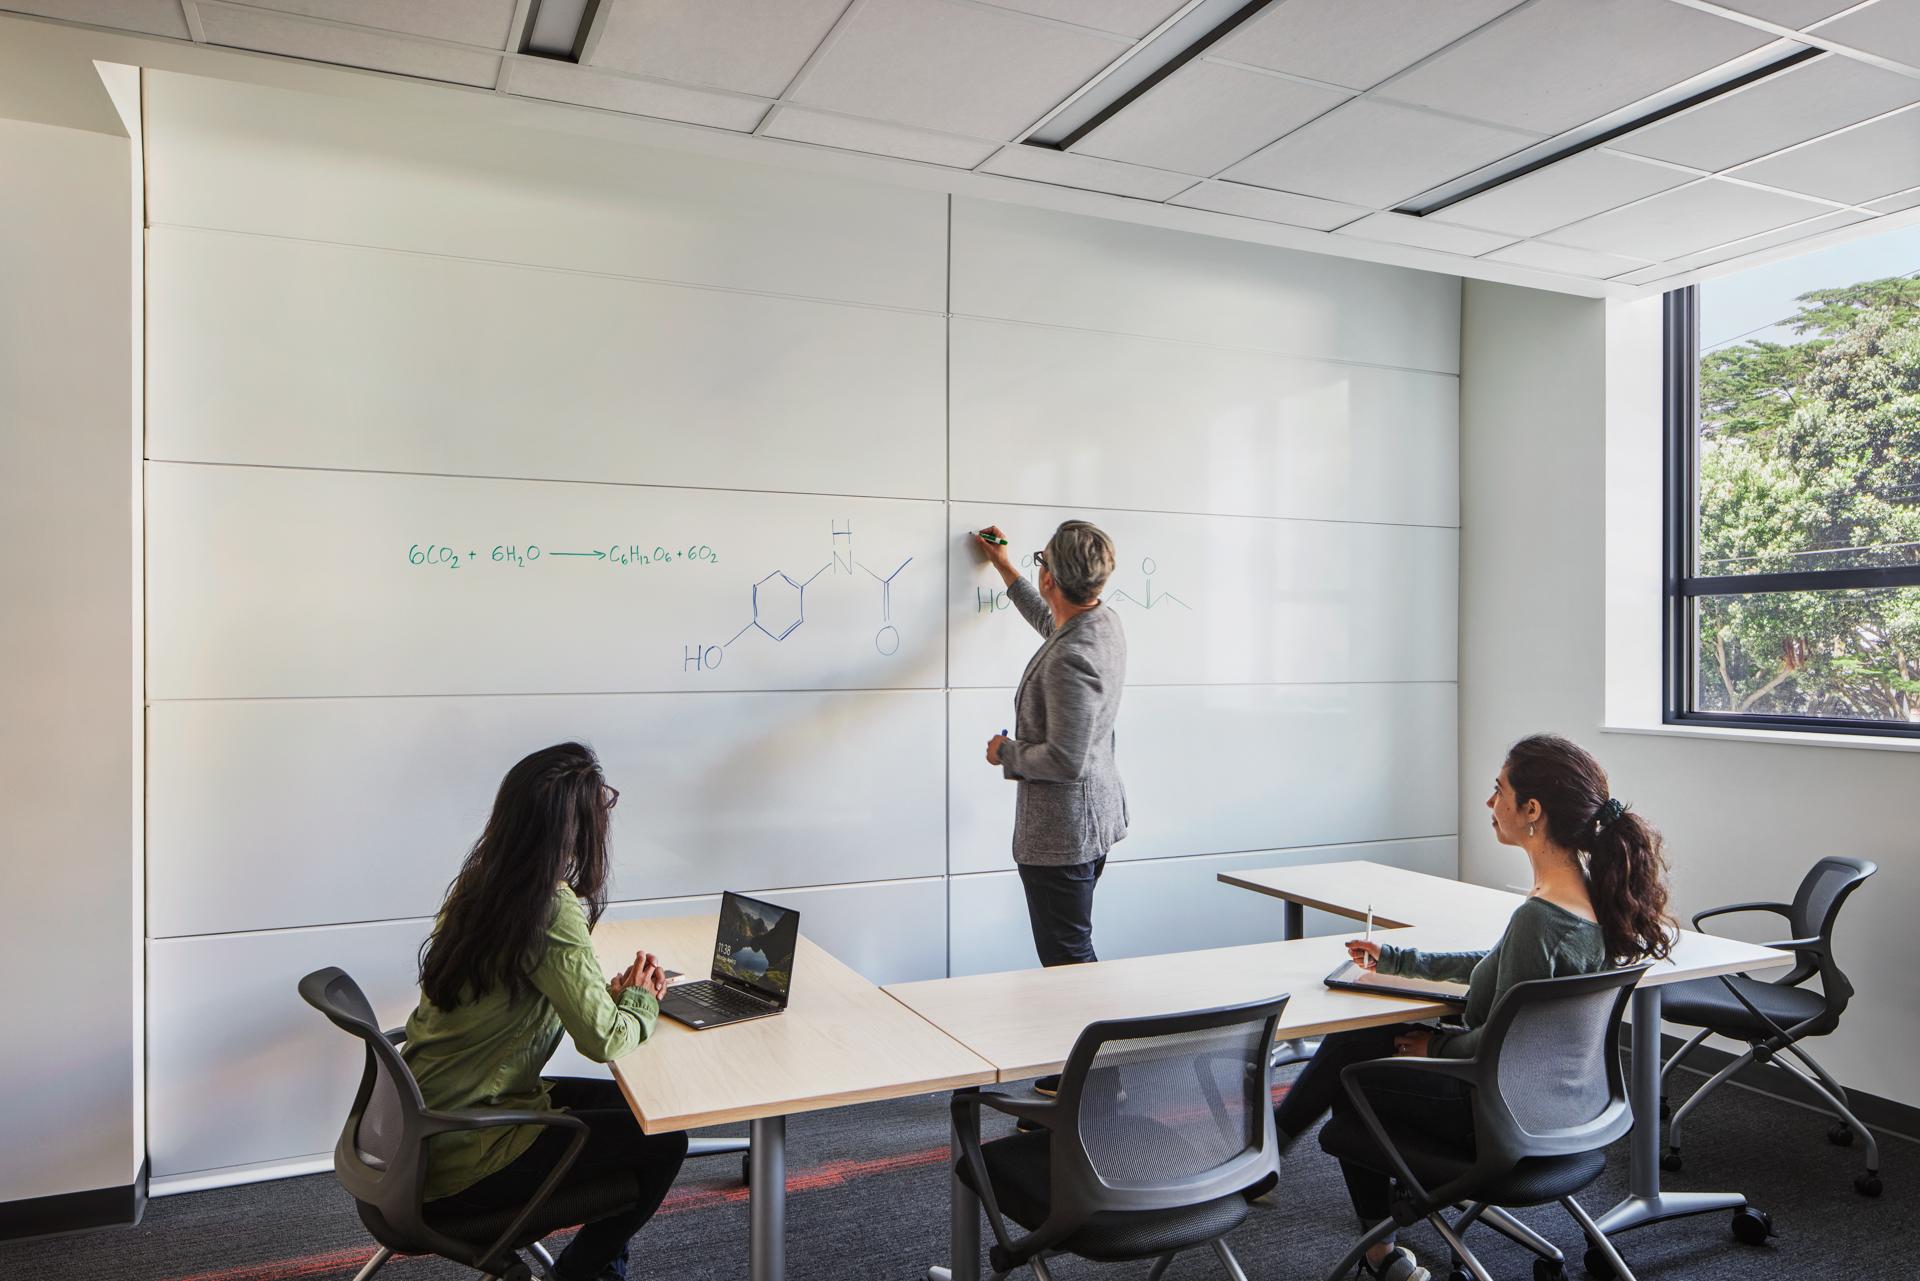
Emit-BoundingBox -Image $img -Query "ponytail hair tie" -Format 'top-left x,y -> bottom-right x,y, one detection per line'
1595,797 -> 1626,831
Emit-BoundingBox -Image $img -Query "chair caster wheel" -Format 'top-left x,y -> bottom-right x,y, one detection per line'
1583,1245 -> 1616,1280
1731,1206 -> 1773,1245
1447,1269 -> 1472,1281
1828,1122 -> 1854,1146
1534,1258 -> 1569,1281
741,1155 -> 751,1186
1855,1172 -> 1883,1197
1660,1148 -> 1682,1172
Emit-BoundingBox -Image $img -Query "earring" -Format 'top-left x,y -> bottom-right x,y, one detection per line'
1527,823 -> 1536,838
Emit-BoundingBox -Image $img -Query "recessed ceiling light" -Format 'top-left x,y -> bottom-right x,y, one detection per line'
522,0 -> 602,63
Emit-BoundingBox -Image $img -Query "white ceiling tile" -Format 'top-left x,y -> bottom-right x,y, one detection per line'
2,0 -> 189,38
1614,263 -> 1677,285
1220,97 -> 1539,208
1480,239 -> 1655,277
1713,0 -> 1863,28
590,0 -> 849,97
1429,149 -> 1693,236
506,59 -> 769,130
762,106 -> 999,167
789,0 -> 1128,140
1868,185 -> 1920,214
1073,60 -> 1349,176
1811,1 -> 1920,67
979,145 -> 1196,199
1611,54 -> 1920,172
971,0 -> 1188,39
1169,180 -> 1367,230
197,5 -> 501,86
1213,0 -> 1524,91
216,0 -> 517,47
1660,208 -> 1871,270
1379,0 -> 1777,135
1548,177 -> 1837,258
1336,210 -> 1517,255
1730,104 -> 1920,204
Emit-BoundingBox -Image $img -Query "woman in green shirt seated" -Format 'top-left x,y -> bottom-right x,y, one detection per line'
404,741 -> 685,1281
1273,735 -> 1676,1281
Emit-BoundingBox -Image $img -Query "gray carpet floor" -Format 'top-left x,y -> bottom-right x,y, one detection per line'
4,1066 -> 1910,1281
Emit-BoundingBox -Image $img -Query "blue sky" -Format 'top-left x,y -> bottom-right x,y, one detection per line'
1700,219 -> 1920,352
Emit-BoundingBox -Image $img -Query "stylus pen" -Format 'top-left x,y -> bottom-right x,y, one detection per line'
1365,904 -> 1374,945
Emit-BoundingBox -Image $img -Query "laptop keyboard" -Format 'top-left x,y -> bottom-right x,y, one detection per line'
671,980 -> 775,1017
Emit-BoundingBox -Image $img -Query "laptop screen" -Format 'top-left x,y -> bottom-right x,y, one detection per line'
711,892 -> 799,1003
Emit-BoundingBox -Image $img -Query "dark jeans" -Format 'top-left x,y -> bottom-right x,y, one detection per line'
1018,855 -> 1106,967
431,1077 -> 688,1281
1275,1024 -> 1475,1224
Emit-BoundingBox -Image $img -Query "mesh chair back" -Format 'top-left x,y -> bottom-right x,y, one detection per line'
297,967 -> 433,1232
1049,995 -> 1287,1216
1468,967 -> 1647,1163
1786,857 -> 1875,1007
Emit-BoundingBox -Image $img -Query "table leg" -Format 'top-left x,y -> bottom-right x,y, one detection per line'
928,1091 -> 980,1281
1271,900 -> 1316,1065
1595,985 -> 1747,1236
1282,900 -> 1304,941
748,1115 -> 785,1281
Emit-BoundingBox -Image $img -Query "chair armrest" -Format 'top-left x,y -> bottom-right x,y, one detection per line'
383,1027 -> 407,1046
421,1108 -> 591,1273
1691,902 -> 1791,933
954,1090 -> 1059,1127
1758,936 -> 1823,954
1337,1056 -> 1480,1208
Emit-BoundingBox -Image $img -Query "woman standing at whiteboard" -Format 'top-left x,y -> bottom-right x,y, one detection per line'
978,520 -> 1129,1091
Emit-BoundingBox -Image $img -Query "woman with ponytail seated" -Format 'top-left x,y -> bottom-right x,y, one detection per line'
1272,734 -> 1675,1281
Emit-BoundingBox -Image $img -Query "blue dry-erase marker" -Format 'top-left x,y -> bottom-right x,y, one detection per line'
976,531 -> 1009,545
1000,728 -> 1009,737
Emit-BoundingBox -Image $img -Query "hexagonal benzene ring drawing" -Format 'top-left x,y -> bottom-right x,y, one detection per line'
751,571 -> 806,641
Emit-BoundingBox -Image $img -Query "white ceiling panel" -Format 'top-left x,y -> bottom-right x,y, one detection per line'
214,0 -> 518,48
505,59 -> 769,130
788,0 -> 1128,140
1221,97 -> 1539,208
1213,0 -> 1524,92
1730,104 -> 1920,204
1548,177 -> 1838,259
979,144 -> 1196,199
1336,210 -> 1517,255
1658,208 -> 1870,272
1712,0 -> 1866,28
762,106 -> 999,167
1378,0 -> 1778,135
2,0 -> 189,38
1613,262 -> 1677,285
589,0 -> 850,97
197,5 -> 501,86
1169,180 -> 1367,230
1480,239 -> 1655,278
1611,54 -> 1920,172
1429,148 -> 1693,236
1811,1 -> 1920,67
1869,186 -> 1920,214
972,0 -> 1188,39
1073,59 -> 1350,176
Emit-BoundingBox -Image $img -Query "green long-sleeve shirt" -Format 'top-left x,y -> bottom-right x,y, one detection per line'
403,884 -> 660,1200
1375,896 -> 1605,1059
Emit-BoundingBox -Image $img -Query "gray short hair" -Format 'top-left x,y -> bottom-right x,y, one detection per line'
1044,520 -> 1116,605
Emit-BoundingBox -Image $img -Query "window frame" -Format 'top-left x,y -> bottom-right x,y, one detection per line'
1663,284 -> 1920,739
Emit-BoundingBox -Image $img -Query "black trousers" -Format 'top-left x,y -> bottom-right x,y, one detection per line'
1018,855 -> 1106,967
431,1077 -> 688,1281
1274,1024 -> 1475,1224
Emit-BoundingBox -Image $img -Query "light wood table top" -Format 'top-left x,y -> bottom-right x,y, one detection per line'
1219,860 -> 1790,989
593,915 -> 995,1132
885,932 -> 1464,1083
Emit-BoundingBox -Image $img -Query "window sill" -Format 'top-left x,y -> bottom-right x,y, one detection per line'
1602,722 -> 1920,754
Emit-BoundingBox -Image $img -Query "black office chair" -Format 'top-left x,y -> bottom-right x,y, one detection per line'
299,966 -> 641,1281
1317,967 -> 1651,1281
952,994 -> 1290,1281
1658,856 -> 1880,1196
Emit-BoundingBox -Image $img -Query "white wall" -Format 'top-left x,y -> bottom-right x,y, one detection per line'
137,71 -> 1460,1187
0,114 -> 141,1206
1459,279 -> 1920,1110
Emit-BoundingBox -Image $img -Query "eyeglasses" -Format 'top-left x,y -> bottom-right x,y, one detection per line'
603,784 -> 620,811
1033,549 -> 1047,569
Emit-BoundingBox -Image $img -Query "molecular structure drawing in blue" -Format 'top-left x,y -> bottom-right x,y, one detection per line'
683,519 -> 912,672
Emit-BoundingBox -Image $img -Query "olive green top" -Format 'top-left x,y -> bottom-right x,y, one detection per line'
1376,896 -> 1607,1059
403,884 -> 660,1200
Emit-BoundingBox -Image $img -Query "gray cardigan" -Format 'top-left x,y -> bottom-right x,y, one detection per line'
999,576 -> 1129,866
